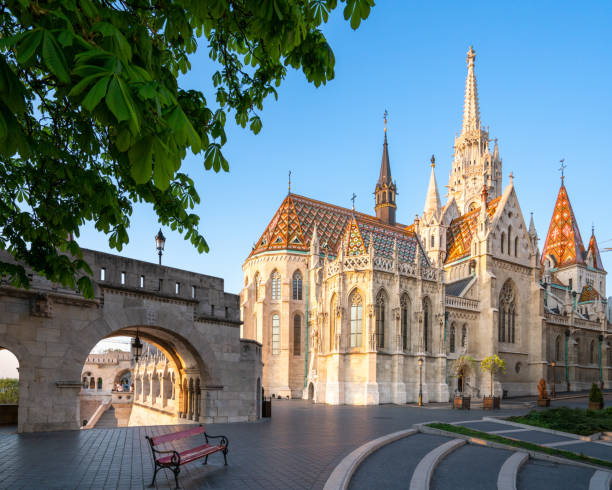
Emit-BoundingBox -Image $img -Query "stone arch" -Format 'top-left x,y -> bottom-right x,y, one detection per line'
0,347 -> 19,425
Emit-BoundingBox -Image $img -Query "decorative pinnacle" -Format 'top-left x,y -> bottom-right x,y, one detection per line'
383,109 -> 388,133
288,170 -> 291,194
430,155 -> 435,168
509,171 -> 514,183
467,45 -> 476,65
559,158 -> 566,183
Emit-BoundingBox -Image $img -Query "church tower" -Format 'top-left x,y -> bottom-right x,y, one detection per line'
447,46 -> 502,215
374,112 -> 397,225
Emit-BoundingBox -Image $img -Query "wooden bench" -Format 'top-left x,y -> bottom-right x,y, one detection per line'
146,425 -> 228,488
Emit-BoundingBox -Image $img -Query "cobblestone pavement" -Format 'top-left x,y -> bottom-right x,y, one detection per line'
0,400 -> 527,490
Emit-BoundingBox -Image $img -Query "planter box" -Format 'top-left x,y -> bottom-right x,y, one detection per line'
453,396 -> 471,410
483,396 -> 500,410
588,401 -> 604,411
537,398 -> 550,407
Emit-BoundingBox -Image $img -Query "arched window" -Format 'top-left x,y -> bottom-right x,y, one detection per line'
589,340 -> 595,364
254,272 -> 260,301
349,290 -> 363,348
271,271 -> 281,300
82,377 -> 88,388
90,377 -> 95,389
514,236 -> 519,257
401,294 -> 411,351
330,294 -> 337,351
555,336 -> 561,361
423,297 -> 431,352
375,290 -> 386,349
507,226 -> 512,255
430,235 -> 435,248
97,377 -> 102,390
499,280 -> 516,343
272,314 -> 280,355
461,324 -> 467,348
449,324 -> 456,353
293,315 -> 301,356
501,232 -> 505,254
292,271 -> 303,300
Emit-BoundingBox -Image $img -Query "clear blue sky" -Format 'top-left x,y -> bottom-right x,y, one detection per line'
78,1 -> 612,295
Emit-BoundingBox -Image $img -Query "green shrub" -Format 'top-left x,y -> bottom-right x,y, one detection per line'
589,383 -> 603,404
0,378 -> 18,404
508,406 -> 611,436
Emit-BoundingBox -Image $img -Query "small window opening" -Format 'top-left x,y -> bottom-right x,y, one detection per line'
121,271 -> 126,285
100,268 -> 106,281
140,275 -> 144,288
191,285 -> 196,298
175,282 -> 180,294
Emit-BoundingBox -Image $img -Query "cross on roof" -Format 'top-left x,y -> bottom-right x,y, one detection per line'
288,170 -> 291,193
383,110 -> 388,133
559,158 -> 566,182
351,192 -> 357,211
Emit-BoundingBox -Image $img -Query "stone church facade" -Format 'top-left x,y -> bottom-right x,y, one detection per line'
240,47 -> 611,404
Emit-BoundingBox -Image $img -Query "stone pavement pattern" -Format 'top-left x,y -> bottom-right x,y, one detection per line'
0,400 -> 529,489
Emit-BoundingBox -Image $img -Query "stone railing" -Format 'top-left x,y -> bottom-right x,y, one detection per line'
372,256 -> 393,272
574,318 -> 602,330
398,262 -> 417,276
325,253 -> 440,282
544,313 -> 569,326
445,295 -> 479,311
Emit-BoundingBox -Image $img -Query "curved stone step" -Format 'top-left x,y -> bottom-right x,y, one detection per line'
589,470 -> 612,490
428,442 -> 512,490
517,459 -> 597,490
497,452 -> 529,490
409,438 -> 465,490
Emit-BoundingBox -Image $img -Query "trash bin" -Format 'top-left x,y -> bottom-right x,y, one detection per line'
262,397 -> 272,418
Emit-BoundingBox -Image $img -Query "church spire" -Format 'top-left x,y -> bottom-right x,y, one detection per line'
375,110 -> 397,226
462,46 -> 481,135
423,155 -> 441,220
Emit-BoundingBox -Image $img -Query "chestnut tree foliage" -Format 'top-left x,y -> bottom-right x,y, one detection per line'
0,0 -> 374,297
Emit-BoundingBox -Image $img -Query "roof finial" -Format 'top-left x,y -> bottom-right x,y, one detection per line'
288,170 -> 291,194
509,171 -> 514,183
383,109 -> 388,133
559,158 -> 566,183
351,192 -> 357,211
430,155 -> 435,168
461,45 -> 480,134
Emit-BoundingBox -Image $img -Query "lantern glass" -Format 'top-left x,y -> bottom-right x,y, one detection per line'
131,335 -> 143,361
155,229 -> 166,251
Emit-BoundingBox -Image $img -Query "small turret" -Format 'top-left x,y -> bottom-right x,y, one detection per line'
423,155 -> 441,222
374,111 -> 397,226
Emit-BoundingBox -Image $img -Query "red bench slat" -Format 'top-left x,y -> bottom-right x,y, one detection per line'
151,426 -> 206,446
157,443 -> 226,466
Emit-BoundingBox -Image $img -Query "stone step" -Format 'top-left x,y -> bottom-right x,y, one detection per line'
517,459 -> 596,490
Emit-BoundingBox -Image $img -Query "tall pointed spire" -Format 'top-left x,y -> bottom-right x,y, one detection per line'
541,179 -> 586,268
586,227 -> 604,271
424,155 -> 441,220
375,110 -> 397,225
462,46 -> 481,135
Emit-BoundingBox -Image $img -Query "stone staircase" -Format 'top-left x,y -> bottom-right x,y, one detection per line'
92,405 -> 132,428
348,433 -> 612,490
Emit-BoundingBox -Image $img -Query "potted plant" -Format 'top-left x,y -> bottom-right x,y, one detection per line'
537,378 -> 550,407
452,355 -> 474,409
588,383 -> 604,411
480,355 -> 505,409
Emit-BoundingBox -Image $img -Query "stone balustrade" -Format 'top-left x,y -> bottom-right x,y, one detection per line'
445,295 -> 479,311
324,253 -> 440,282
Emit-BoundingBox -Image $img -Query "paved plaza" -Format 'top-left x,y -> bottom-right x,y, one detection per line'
0,396 -> 610,489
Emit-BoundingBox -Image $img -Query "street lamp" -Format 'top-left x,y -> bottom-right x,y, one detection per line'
131,329 -> 143,362
418,357 -> 424,407
551,360 -> 556,399
155,229 -> 166,265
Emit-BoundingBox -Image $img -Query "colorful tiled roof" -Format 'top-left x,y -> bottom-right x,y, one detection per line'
541,184 -> 586,268
587,232 -> 605,271
579,284 -> 601,303
445,197 -> 501,264
249,194 -> 426,264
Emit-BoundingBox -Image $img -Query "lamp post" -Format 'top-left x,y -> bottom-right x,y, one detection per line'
131,329 -> 143,362
418,357 -> 424,407
551,360 -> 556,399
598,334 -> 604,390
155,229 -> 166,265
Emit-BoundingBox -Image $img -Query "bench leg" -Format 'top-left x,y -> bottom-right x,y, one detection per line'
149,465 -> 159,487
202,454 -> 208,465
223,449 -> 228,466
173,467 -> 180,489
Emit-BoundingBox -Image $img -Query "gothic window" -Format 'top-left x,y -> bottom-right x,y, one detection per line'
254,273 -> 260,301
293,315 -> 301,356
514,236 -> 519,257
501,233 -> 505,254
97,377 -> 102,390
589,340 -> 595,364
498,280 -> 516,343
350,290 -> 363,348
401,294 -> 411,351
430,235 -> 435,248
461,324 -> 467,348
450,324 -> 456,353
555,335 -> 561,361
423,297 -> 431,352
330,295 -> 337,351
375,290 -> 386,349
272,314 -> 280,355
82,377 -> 87,388
271,271 -> 281,300
292,271 -> 303,300
90,377 -> 95,389
507,226 -> 512,255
